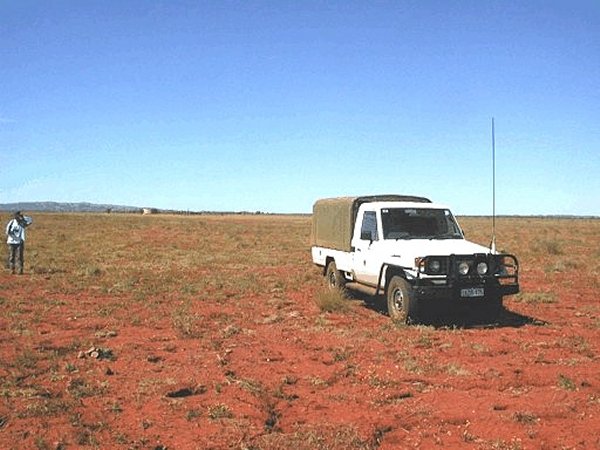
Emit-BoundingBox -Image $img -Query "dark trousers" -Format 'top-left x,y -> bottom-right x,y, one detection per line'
8,243 -> 24,274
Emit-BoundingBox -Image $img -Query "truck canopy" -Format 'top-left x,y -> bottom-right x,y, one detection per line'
311,195 -> 431,251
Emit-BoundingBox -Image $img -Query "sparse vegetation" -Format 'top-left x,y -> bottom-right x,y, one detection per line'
186,408 -> 202,421
0,213 -> 598,448
533,238 -> 564,255
313,287 -> 351,313
514,411 -> 539,425
557,374 -> 577,391
207,403 -> 234,420
514,291 -> 558,304
171,302 -> 203,338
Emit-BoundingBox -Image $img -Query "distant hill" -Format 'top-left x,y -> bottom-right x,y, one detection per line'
0,202 -> 278,216
0,202 -> 143,213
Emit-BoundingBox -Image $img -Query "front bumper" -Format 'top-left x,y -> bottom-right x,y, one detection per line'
411,278 -> 519,302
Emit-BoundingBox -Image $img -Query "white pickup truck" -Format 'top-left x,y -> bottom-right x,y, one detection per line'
311,195 -> 519,323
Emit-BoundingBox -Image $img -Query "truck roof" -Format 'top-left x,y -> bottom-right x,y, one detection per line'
317,195 -> 431,206
364,200 -> 450,210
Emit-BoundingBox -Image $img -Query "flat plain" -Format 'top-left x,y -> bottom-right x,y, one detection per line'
0,213 -> 599,449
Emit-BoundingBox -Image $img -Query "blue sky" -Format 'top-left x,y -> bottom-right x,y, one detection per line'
1,0 -> 599,215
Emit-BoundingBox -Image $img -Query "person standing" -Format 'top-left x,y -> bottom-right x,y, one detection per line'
6,211 -> 31,275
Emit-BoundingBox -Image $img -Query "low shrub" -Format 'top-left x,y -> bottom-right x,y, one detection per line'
313,288 -> 350,313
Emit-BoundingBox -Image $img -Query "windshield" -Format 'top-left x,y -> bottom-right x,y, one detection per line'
381,208 -> 463,240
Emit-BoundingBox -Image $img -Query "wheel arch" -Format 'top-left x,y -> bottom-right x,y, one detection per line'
377,264 -> 410,295
324,256 -> 335,275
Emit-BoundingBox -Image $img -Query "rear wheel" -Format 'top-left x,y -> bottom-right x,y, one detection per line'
387,276 -> 417,324
325,261 -> 346,291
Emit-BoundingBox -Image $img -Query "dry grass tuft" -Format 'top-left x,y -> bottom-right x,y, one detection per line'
557,374 -> 577,391
514,411 -> 539,425
533,238 -> 564,255
313,287 -> 351,313
514,292 -> 558,304
171,300 -> 203,338
207,403 -> 234,420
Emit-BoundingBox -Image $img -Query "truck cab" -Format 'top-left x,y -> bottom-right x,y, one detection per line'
311,195 -> 519,323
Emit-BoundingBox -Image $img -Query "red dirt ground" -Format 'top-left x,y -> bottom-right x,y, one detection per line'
0,215 -> 598,449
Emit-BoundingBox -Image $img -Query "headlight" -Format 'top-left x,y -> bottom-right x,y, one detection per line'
476,262 -> 488,275
458,261 -> 470,275
430,260 -> 441,273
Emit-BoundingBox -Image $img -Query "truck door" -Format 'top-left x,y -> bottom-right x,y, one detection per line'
352,210 -> 382,287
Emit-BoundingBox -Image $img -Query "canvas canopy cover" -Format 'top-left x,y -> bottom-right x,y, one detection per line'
311,195 -> 431,251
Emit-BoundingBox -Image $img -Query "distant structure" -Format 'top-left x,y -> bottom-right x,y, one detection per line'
142,208 -> 157,215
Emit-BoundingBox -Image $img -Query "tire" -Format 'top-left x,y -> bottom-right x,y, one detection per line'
325,261 -> 346,291
386,276 -> 417,324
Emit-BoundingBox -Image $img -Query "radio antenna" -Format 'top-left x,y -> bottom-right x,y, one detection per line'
491,117 -> 497,254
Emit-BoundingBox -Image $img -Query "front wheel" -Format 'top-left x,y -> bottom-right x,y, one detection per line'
387,276 -> 417,324
325,261 -> 346,291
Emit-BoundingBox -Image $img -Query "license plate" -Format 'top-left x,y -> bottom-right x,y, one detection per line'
461,287 -> 484,298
